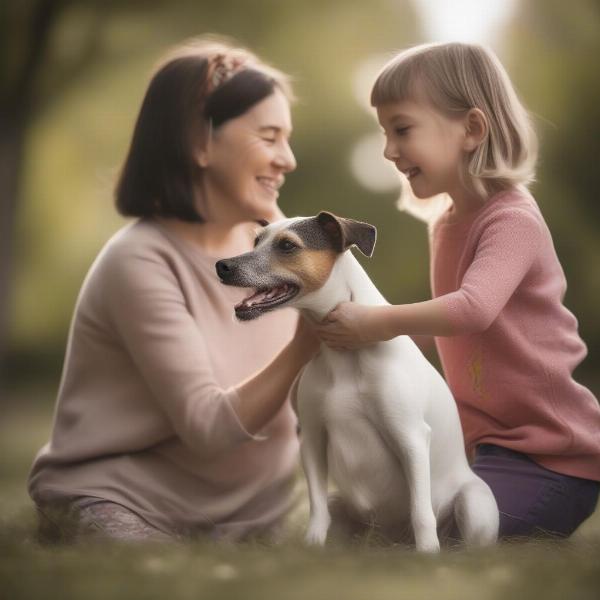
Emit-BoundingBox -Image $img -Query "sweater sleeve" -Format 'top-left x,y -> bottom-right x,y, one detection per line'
101,247 -> 264,458
438,208 -> 543,334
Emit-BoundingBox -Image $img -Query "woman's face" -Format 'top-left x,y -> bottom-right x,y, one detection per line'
199,87 -> 296,224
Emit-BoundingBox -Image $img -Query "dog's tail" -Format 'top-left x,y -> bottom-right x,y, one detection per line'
453,478 -> 499,546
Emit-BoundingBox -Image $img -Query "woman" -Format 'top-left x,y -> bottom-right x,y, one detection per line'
28,38 -> 319,543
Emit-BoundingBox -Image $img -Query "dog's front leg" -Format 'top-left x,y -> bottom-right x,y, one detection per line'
386,420 -> 440,553
299,419 -> 330,546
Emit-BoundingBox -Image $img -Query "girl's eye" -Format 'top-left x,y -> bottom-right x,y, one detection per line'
277,239 -> 298,253
395,126 -> 411,136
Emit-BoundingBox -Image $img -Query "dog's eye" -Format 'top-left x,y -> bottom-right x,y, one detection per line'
253,236 -> 260,248
277,239 -> 298,253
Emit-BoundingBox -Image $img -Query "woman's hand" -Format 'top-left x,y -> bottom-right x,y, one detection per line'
293,314 -> 322,360
315,302 -> 391,350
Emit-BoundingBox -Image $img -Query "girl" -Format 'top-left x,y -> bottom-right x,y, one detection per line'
28,38 -> 319,543
318,42 -> 600,539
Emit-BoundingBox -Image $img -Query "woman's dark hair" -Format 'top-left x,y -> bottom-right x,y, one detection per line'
115,39 -> 293,222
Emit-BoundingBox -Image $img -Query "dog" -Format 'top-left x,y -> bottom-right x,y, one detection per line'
216,212 -> 499,552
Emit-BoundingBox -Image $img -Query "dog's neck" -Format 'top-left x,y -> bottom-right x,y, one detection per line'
294,250 -> 387,322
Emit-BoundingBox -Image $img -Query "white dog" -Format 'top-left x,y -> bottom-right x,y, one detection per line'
216,212 -> 499,552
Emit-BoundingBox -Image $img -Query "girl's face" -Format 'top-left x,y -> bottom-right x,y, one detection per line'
198,88 -> 296,224
377,98 -> 469,200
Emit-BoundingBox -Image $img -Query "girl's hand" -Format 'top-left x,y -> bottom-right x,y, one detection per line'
316,302 -> 389,350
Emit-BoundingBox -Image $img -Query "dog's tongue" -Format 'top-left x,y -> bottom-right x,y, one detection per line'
236,284 -> 289,309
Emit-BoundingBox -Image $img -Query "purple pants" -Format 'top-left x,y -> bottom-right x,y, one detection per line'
472,444 -> 599,539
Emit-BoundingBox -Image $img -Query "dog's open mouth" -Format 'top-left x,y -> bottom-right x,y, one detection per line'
235,283 -> 299,320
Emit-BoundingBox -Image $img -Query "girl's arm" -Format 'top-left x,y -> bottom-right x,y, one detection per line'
318,207 -> 543,350
316,298 -> 458,350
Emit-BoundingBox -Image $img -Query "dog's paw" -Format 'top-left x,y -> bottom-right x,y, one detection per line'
304,517 -> 330,546
416,535 -> 441,553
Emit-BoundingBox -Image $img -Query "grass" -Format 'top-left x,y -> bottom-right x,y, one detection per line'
2,387 -> 600,600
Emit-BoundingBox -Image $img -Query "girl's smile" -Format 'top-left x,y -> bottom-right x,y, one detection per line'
400,166 -> 421,181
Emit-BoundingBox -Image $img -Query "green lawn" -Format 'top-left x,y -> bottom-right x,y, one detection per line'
2,388 -> 600,600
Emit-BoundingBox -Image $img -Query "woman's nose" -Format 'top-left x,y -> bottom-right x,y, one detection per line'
274,140 -> 297,173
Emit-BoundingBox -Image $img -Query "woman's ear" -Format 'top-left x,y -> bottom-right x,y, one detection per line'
196,147 -> 210,168
463,108 -> 488,152
195,126 -> 212,168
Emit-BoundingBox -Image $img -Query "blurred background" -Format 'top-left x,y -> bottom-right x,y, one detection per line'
2,0 -> 599,401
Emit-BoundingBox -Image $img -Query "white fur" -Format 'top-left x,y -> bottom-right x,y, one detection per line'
294,250 -> 499,551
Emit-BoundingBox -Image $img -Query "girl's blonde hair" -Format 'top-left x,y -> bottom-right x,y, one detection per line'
371,42 -> 537,222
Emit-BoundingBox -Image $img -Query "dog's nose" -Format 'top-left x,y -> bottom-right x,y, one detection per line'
215,259 -> 235,281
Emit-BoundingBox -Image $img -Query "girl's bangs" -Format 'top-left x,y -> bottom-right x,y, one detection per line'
371,60 -> 423,107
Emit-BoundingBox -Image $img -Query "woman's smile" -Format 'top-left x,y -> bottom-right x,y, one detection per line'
256,175 -> 284,196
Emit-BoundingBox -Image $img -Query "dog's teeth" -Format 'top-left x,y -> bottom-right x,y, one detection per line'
268,286 -> 284,299
238,284 -> 295,310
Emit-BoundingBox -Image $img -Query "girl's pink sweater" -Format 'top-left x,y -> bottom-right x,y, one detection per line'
430,188 -> 600,481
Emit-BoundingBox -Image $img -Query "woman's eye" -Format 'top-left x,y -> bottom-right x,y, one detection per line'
263,137 -> 276,144
277,239 -> 297,252
395,126 -> 411,136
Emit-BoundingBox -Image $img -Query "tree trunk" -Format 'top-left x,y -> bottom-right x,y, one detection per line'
0,0 -> 64,386
0,116 -> 25,382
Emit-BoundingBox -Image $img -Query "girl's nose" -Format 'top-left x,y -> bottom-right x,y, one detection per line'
383,139 -> 399,162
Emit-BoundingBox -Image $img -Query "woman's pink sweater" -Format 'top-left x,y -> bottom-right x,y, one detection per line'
430,188 -> 600,481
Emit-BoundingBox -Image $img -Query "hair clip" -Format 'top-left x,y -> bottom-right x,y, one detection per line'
209,54 -> 247,93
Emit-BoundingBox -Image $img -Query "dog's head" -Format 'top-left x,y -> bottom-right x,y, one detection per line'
215,212 -> 376,320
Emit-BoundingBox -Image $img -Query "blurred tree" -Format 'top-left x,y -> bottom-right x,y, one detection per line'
0,0 -> 130,379
1,0 -> 64,378
506,0 -> 600,388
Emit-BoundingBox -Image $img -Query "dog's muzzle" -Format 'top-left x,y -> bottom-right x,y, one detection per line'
215,258 -> 300,321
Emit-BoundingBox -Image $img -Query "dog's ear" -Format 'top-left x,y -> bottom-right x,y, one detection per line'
316,211 -> 377,257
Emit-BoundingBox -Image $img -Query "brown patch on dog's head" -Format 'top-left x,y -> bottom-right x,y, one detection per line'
268,230 -> 338,294
266,213 -> 377,292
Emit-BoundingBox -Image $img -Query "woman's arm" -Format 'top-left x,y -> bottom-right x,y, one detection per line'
103,246 -> 317,456
233,317 -> 318,434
